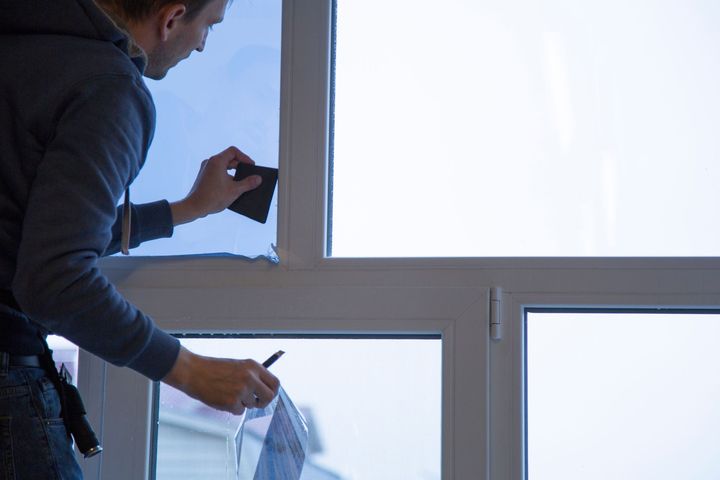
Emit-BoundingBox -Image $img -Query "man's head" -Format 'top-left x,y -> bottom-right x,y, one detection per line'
98,0 -> 229,79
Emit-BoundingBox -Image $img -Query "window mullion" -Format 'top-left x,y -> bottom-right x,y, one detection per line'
278,0 -> 333,270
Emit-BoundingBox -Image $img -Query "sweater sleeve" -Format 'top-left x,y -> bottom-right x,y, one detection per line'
12,74 -> 179,380
105,200 -> 174,256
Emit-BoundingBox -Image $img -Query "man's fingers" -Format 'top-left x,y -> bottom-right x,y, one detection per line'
240,362 -> 280,410
251,382 -> 277,409
258,368 -> 281,395
213,146 -> 254,169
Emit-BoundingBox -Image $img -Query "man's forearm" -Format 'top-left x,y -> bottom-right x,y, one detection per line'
169,198 -> 203,226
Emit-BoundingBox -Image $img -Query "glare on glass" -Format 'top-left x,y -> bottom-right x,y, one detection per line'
527,312 -> 720,480
154,337 -> 441,480
130,0 -> 281,257
330,0 -> 720,256
47,334 -> 79,384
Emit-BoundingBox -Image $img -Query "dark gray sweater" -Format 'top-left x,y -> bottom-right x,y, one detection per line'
0,0 -> 180,380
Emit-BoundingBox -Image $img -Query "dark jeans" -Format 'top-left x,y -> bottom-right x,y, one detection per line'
0,356 -> 82,479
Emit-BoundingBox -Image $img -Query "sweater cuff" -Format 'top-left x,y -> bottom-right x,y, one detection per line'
127,328 -> 180,381
129,200 -> 174,248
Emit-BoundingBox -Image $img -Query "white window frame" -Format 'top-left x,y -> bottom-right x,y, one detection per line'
74,0 -> 720,478
489,289 -> 720,480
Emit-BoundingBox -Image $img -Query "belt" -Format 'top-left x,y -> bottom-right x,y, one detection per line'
7,354 -> 43,368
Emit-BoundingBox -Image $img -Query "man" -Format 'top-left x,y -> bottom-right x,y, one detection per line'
0,0 -> 280,477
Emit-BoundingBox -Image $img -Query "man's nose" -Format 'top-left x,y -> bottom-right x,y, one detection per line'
196,33 -> 208,52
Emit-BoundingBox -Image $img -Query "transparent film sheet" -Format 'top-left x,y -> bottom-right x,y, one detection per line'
235,387 -> 309,480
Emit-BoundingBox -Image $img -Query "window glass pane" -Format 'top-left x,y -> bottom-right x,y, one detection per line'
330,0 -> 720,257
153,337 -> 441,479
527,311 -> 720,479
131,0 -> 281,257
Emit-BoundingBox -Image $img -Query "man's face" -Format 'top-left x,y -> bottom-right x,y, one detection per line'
145,0 -> 228,80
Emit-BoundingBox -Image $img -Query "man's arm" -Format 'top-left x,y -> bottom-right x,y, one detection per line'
102,146 -> 262,256
105,200 -> 174,256
13,75 -> 178,380
14,74 -> 275,409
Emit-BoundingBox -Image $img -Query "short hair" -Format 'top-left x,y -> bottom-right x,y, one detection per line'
99,0 -> 216,22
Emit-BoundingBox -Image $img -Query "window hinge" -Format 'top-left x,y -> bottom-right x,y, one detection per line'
490,287 -> 503,341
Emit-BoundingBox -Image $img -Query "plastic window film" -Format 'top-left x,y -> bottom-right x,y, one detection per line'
235,387 -> 309,479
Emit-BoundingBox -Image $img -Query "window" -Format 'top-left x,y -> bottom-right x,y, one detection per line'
130,0 -> 282,257
330,0 -> 720,257
85,1 -> 720,479
526,311 -> 720,480
92,283 -> 485,479
153,336 -> 441,479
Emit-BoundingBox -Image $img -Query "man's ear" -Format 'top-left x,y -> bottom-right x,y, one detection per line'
158,3 -> 188,41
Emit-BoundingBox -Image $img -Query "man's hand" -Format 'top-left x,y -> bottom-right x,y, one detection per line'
163,346 -> 281,415
170,146 -> 262,226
